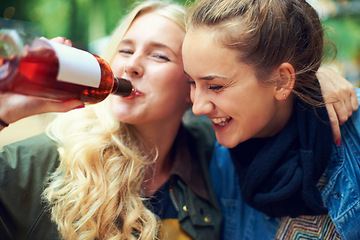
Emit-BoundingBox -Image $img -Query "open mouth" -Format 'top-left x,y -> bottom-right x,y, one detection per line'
212,117 -> 232,127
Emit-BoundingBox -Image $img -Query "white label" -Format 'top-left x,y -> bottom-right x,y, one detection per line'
48,41 -> 101,88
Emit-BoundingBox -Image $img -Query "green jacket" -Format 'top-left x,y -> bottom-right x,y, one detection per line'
0,120 -> 221,240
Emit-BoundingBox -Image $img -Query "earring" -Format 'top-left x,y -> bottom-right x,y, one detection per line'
283,94 -> 287,100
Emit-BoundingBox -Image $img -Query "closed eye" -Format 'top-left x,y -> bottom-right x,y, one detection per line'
186,80 -> 195,85
119,49 -> 133,55
152,53 -> 170,62
209,85 -> 223,90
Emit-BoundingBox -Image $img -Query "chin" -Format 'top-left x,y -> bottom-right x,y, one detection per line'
216,138 -> 239,149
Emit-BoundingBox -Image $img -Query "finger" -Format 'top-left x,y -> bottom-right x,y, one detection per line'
41,100 -> 84,113
339,82 -> 358,116
331,123 -> 341,146
351,91 -> 359,111
325,103 -> 341,144
50,36 -> 67,44
339,89 -> 355,118
39,36 -> 49,41
334,97 -> 350,125
64,39 -> 73,47
49,37 -> 73,47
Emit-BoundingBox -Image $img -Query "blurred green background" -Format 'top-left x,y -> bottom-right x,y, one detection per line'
0,0 -> 185,51
1,0 -> 360,86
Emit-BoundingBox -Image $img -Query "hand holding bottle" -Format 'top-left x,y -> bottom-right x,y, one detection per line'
0,37 -> 84,129
0,29 -> 133,104
0,92 -> 84,129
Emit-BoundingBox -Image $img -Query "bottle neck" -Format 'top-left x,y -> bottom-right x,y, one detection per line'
112,77 -> 133,97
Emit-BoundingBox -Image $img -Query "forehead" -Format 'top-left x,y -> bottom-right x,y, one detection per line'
124,12 -> 185,50
183,27 -> 227,58
183,28 -> 239,70
182,28 -> 263,85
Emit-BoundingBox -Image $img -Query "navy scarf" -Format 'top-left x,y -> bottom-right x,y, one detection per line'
229,99 -> 333,218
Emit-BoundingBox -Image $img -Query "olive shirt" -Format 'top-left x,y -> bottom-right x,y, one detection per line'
0,119 -> 221,240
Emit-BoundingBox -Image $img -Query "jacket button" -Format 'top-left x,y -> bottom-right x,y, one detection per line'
183,205 -> 188,212
204,217 -> 211,223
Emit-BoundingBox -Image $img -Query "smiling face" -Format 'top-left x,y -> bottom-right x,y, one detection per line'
182,27 -> 290,148
110,12 -> 190,128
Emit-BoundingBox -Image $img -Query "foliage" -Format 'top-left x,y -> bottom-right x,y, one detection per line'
0,0 -> 186,50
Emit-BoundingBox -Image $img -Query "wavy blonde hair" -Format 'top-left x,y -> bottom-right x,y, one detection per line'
42,1 -> 187,239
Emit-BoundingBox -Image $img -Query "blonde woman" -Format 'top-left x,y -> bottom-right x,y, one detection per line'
0,1 -> 220,239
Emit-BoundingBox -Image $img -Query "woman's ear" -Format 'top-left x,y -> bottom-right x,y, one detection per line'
274,62 -> 295,101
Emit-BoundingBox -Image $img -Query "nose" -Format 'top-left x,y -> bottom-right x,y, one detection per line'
191,87 -> 214,116
124,55 -> 144,78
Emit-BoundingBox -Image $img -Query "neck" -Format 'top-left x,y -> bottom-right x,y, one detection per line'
261,96 -> 295,138
137,120 -> 182,196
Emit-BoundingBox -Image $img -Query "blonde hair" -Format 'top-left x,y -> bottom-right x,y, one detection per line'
42,1 -> 187,239
102,0 -> 187,63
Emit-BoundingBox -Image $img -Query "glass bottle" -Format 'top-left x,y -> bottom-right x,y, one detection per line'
0,29 -> 133,104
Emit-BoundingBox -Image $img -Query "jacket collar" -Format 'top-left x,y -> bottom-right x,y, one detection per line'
169,124 -> 209,200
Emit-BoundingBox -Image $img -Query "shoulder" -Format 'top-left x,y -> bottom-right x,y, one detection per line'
0,134 -> 60,239
0,133 -> 60,187
1,133 -> 59,167
339,87 -> 360,145
322,89 -> 360,238
2,133 -> 58,151
327,87 -> 360,183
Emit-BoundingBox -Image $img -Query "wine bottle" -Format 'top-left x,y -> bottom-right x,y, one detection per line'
0,29 -> 133,104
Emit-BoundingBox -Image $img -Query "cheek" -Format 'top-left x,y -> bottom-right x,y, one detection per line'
111,59 -> 124,75
110,96 -> 126,113
158,80 -> 190,108
161,68 -> 189,93
164,82 -> 189,102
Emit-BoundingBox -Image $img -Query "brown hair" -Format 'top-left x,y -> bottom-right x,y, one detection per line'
187,0 -> 329,105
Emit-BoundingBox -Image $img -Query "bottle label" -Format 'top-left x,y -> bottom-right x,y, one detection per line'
48,41 -> 101,88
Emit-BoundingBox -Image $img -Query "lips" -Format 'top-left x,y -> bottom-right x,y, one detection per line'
122,88 -> 144,100
212,117 -> 232,127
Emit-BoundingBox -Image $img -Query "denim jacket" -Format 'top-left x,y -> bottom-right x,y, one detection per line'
210,88 -> 360,240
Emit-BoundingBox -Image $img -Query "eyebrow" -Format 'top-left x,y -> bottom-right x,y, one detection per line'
184,71 -> 227,81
